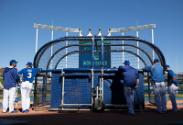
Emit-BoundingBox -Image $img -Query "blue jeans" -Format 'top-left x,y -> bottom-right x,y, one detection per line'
168,85 -> 178,112
124,87 -> 135,114
154,82 -> 167,112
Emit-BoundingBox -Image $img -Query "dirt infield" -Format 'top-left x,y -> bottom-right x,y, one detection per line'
0,109 -> 183,125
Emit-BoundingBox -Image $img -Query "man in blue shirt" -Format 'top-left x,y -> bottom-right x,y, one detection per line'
2,60 -> 19,113
18,62 -> 39,113
151,59 -> 166,113
123,60 -> 139,115
166,65 -> 179,112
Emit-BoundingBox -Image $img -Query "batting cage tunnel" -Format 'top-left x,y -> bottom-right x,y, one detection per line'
33,36 -> 166,111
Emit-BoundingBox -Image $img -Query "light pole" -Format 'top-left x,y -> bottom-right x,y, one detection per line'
34,23 -> 156,69
51,29 -> 54,56
33,23 -> 80,54
121,32 -> 125,62
33,23 -> 80,68
109,24 -> 156,69
136,31 -> 140,69
65,32 -> 69,68
35,28 -> 39,53
151,28 -> 155,60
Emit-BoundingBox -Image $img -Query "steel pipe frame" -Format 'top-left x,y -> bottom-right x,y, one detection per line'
53,50 -> 147,69
45,44 -> 153,70
34,36 -> 166,69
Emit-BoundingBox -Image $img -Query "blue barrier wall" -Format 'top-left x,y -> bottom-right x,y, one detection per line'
64,79 -> 91,105
51,73 -> 61,109
50,71 -> 144,109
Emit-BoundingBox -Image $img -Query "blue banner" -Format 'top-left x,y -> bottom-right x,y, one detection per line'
79,40 -> 111,68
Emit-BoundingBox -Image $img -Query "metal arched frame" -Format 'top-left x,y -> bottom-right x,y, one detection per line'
54,50 -> 147,69
45,44 -> 153,70
33,36 -> 166,69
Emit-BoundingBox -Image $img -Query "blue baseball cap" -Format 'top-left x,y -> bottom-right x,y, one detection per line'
153,59 -> 159,63
124,60 -> 130,66
10,59 -> 18,65
165,65 -> 170,68
26,62 -> 33,67
118,66 -> 124,72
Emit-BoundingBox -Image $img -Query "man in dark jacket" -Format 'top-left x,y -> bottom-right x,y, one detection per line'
123,60 -> 139,115
2,60 -> 19,113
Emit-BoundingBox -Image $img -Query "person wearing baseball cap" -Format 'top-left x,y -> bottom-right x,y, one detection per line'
123,60 -> 139,115
124,60 -> 130,66
18,62 -> 40,113
26,62 -> 33,68
10,60 -> 18,66
166,65 -> 179,112
2,60 -> 19,113
151,59 -> 167,113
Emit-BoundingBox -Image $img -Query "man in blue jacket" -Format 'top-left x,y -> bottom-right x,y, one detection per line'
2,60 -> 19,113
151,59 -> 166,113
166,65 -> 179,112
18,62 -> 39,113
123,60 -> 139,115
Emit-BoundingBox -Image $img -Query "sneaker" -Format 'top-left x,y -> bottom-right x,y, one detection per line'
22,109 -> 29,113
2,109 -> 8,113
10,110 -> 18,113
